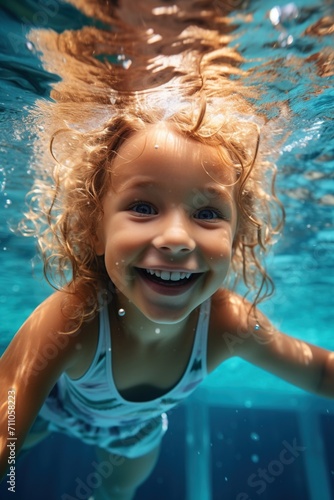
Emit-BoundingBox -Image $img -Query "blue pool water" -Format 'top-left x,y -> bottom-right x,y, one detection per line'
0,1 -> 334,499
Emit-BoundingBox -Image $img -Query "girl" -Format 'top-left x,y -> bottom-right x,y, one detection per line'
1,87 -> 334,500
1,5 -> 334,500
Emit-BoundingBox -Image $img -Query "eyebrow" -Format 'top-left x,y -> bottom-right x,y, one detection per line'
114,177 -> 235,205
113,176 -> 158,192
202,184 -> 235,204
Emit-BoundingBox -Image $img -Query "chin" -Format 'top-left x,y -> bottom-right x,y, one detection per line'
139,301 -> 198,324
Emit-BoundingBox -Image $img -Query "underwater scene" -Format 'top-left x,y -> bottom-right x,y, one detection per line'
0,0 -> 333,499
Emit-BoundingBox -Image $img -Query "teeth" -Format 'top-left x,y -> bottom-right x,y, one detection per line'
145,269 -> 192,281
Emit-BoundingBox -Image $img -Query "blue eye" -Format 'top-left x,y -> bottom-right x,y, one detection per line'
194,208 -> 224,220
130,202 -> 157,215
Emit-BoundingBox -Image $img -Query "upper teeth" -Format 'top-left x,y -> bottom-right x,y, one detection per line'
145,269 -> 192,281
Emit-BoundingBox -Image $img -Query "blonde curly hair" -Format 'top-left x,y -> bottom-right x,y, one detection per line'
24,21 -> 285,331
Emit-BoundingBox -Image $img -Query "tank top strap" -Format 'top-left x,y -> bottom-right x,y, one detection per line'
187,298 -> 211,380
98,299 -> 111,355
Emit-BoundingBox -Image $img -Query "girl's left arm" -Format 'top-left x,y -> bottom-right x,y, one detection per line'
212,292 -> 334,399
236,309 -> 334,399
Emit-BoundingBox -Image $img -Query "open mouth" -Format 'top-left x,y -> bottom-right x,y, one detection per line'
136,268 -> 202,288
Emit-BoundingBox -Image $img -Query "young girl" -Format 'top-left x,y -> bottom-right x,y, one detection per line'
1,5 -> 334,500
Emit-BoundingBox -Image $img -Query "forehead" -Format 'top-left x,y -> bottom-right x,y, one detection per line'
111,123 -> 236,188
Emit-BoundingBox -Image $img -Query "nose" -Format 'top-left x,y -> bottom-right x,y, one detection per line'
152,211 -> 196,254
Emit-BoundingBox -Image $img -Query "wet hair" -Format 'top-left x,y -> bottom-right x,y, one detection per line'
23,20 -> 285,331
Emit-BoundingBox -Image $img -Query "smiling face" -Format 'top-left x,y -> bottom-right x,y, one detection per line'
95,123 -> 238,325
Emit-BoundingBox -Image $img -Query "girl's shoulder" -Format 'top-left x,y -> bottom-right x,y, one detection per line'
207,289 -> 265,372
28,290 -> 100,380
3,290 -> 94,382
4,288 -> 101,384
210,288 -> 254,332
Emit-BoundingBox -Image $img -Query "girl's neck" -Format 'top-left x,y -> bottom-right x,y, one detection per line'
110,293 -> 199,346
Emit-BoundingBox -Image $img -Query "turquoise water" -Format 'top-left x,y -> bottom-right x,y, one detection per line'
0,2 -> 334,499
1,0 -> 333,394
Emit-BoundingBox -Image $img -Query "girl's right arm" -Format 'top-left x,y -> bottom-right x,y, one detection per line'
0,291 -> 84,479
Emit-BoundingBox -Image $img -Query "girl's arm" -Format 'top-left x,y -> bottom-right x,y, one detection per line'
239,318 -> 334,398
0,291 -> 83,479
212,291 -> 334,398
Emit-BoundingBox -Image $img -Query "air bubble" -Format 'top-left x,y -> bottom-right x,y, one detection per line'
122,59 -> 132,70
26,41 -> 34,51
250,432 -> 260,441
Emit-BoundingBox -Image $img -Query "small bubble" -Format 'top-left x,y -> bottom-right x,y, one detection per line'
5,199 -> 12,205
118,308 -> 126,317
26,41 -> 34,51
155,328 -> 161,334
251,454 -> 259,463
122,59 -> 132,70
250,432 -> 260,441
154,144 -> 159,149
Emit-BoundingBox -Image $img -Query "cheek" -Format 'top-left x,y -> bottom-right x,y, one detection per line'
103,238 -> 139,289
104,257 -> 135,295
205,231 -> 234,261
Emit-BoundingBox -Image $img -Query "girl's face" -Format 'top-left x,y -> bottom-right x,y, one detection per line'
95,123 -> 238,324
